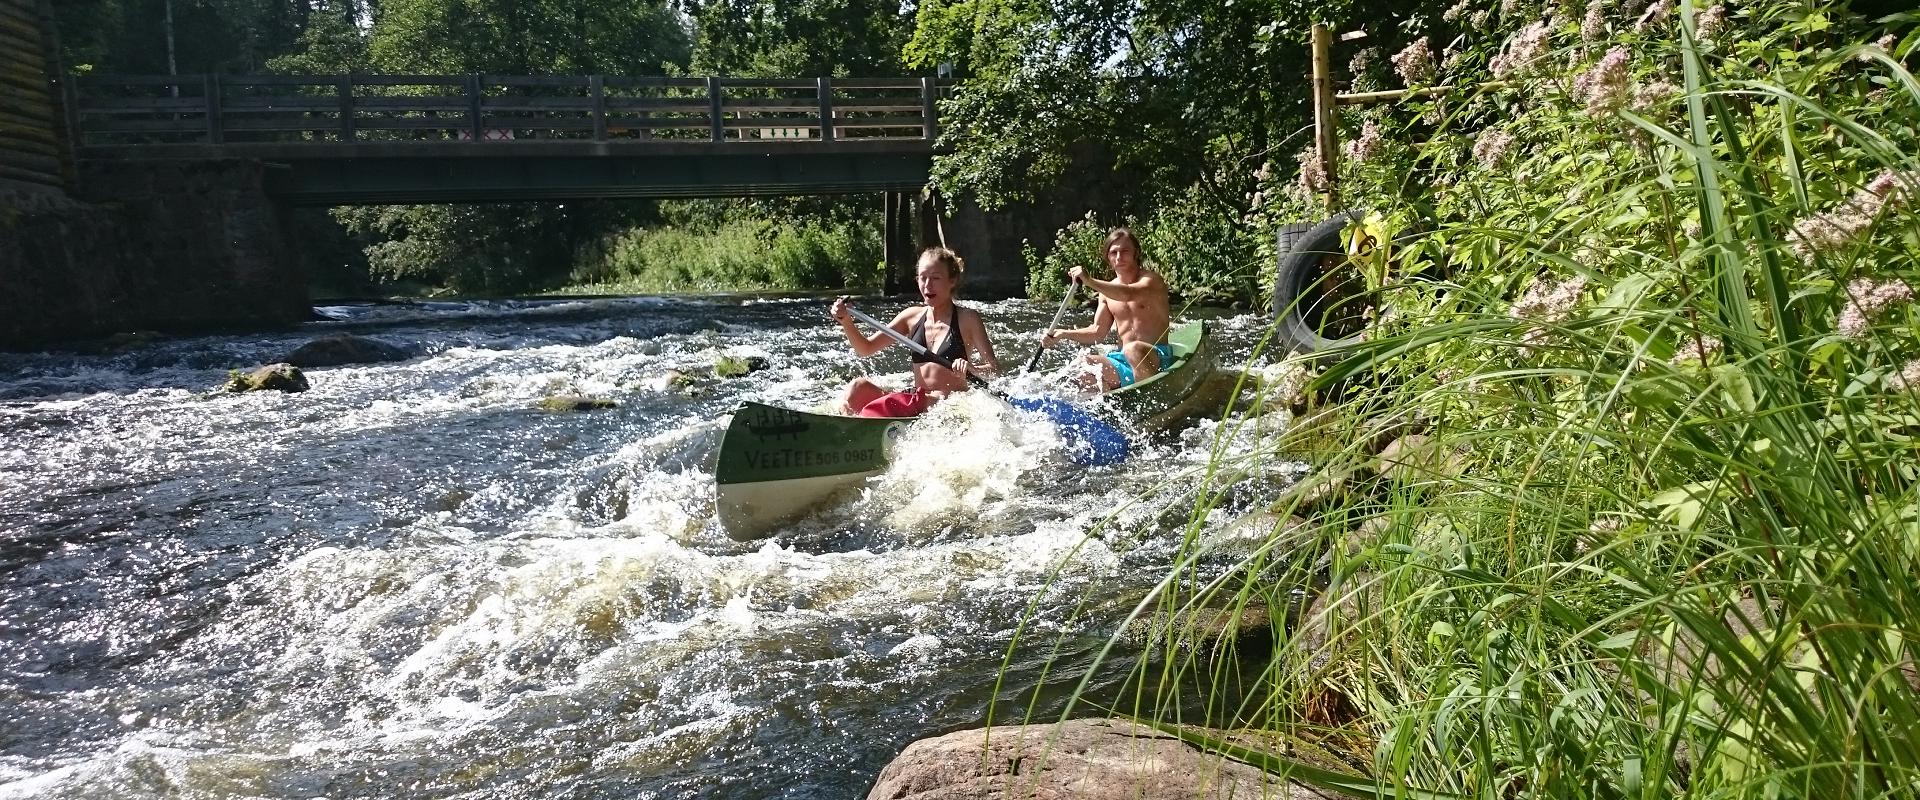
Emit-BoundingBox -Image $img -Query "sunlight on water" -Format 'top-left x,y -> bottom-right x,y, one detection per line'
0,298 -> 1298,799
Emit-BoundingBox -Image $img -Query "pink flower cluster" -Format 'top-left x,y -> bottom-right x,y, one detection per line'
1896,359 -> 1920,392
1444,0 -> 1470,23
1474,128 -> 1517,167
1574,47 -> 1632,118
1636,0 -> 1672,31
1492,21 -> 1554,78
1296,148 -> 1328,193
1695,4 -> 1728,43
1632,80 -> 1680,114
1670,334 -> 1722,366
1861,34 -> 1897,62
1582,1 -> 1607,41
1789,170 -> 1917,258
1511,274 -> 1589,322
1345,120 -> 1387,164
1837,277 -> 1915,339
1392,39 -> 1437,85
1512,275 -> 1587,354
1349,47 -> 1376,78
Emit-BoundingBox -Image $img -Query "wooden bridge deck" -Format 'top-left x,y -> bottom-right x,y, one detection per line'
70,74 -> 943,203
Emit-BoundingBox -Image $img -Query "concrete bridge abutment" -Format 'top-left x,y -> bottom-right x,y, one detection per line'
1,160 -> 311,348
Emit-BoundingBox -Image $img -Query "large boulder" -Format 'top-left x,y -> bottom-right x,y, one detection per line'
280,334 -> 412,368
867,718 -> 1331,800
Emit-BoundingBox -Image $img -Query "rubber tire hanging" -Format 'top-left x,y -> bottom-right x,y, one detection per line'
1271,210 -> 1370,359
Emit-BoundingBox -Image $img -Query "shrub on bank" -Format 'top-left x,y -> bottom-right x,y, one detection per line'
1084,2 -> 1920,797
572,216 -> 882,293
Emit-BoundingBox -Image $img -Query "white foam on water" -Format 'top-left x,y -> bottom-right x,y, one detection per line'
864,392 -> 1065,534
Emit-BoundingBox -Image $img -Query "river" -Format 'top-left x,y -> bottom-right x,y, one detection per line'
0,296 -> 1304,799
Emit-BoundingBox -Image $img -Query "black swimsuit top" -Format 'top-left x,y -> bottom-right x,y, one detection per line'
909,306 -> 967,365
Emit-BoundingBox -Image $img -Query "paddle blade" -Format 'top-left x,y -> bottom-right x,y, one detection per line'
1006,395 -> 1130,467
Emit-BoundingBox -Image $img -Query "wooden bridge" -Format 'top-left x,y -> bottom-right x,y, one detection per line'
66,74 -> 943,204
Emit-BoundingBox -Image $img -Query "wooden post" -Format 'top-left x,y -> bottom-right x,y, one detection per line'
467,73 -> 484,142
816,76 -> 834,142
706,76 -> 724,142
203,73 -> 222,143
1310,23 -> 1342,212
41,0 -> 80,182
337,75 -> 355,141
589,75 -> 607,141
920,76 -> 937,140
59,71 -> 80,157
883,191 -> 899,292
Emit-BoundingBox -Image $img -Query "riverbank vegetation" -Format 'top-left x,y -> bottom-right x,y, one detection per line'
1012,0 -> 1919,796
566,204 -> 882,294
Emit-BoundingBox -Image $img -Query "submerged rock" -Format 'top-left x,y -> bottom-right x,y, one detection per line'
646,369 -> 696,394
713,354 -> 770,379
1124,600 -> 1280,657
280,334 -> 412,368
540,395 -> 617,412
866,718 -> 1331,800
225,363 -> 309,393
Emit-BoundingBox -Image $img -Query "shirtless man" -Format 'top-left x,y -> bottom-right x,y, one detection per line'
1040,228 -> 1171,392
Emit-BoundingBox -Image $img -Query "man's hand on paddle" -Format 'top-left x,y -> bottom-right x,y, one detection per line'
829,296 -> 853,325
1038,271 -> 1084,349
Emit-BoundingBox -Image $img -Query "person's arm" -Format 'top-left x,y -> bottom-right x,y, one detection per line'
831,297 -> 916,357
1044,299 -> 1112,346
1072,265 -> 1165,303
960,308 -> 1000,378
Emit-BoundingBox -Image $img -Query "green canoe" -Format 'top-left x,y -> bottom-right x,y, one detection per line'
1103,319 -> 1215,430
714,319 -> 1213,540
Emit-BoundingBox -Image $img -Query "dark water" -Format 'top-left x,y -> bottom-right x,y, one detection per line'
0,296 -> 1305,799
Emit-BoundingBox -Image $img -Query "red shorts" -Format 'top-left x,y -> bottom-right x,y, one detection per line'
858,389 -> 929,418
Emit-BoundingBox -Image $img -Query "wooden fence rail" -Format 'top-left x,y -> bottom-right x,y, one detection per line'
71,74 -> 942,147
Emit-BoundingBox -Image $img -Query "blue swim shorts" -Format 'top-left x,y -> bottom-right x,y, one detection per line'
1103,343 -> 1176,388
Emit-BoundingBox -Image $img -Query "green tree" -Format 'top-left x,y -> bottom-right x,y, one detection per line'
685,0 -> 913,76
368,0 -> 689,74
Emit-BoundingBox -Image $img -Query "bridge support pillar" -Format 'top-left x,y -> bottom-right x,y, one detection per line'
882,191 -> 917,294
0,159 -> 309,347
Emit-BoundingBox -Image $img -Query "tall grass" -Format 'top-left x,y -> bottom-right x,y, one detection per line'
1025,3 -> 1920,797
565,216 -> 881,293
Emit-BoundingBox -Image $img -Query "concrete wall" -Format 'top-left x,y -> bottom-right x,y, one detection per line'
0,160 -> 309,348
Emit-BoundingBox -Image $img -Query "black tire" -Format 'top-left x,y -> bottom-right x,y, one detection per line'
1273,210 -> 1371,358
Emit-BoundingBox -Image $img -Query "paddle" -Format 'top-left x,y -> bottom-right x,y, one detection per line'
1021,279 -> 1078,374
841,304 -> 1129,466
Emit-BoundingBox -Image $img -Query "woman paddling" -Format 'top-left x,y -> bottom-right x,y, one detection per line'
830,246 -> 1000,417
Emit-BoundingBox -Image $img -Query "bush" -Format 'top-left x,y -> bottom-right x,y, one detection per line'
572,216 -> 881,293
1138,182 -> 1263,308
1023,211 -> 1111,302
1083,3 -> 1920,798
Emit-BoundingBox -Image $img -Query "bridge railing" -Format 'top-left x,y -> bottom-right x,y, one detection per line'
69,74 -> 941,147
